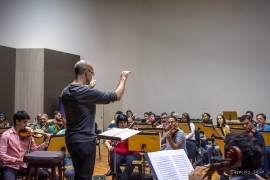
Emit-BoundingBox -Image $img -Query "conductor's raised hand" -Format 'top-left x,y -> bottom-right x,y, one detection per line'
120,71 -> 131,80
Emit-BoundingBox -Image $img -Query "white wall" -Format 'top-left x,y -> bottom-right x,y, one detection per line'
1,0 -> 270,122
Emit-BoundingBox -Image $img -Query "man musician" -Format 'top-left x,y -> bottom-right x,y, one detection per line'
161,115 -> 186,152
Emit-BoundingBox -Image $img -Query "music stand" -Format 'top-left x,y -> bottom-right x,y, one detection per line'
192,121 -> 204,131
128,132 -> 160,180
137,128 -> 163,136
178,123 -> 191,134
223,111 -> 238,121
135,123 -> 153,128
201,125 -> 224,138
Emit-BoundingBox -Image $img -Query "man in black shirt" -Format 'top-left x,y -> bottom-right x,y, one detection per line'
62,60 -> 131,180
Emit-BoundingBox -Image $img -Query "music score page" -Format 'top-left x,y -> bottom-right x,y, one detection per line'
147,149 -> 193,180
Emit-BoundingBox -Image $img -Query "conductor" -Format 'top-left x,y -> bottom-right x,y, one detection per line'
62,60 -> 131,180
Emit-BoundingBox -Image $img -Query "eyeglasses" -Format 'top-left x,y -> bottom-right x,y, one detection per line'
166,121 -> 175,124
86,69 -> 95,76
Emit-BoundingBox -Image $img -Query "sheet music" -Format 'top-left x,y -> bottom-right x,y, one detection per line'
98,128 -> 140,141
147,149 -> 193,180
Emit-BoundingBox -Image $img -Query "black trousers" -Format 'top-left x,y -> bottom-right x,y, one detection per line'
66,139 -> 96,180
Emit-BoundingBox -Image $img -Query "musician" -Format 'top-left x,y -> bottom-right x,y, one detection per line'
206,114 -> 228,164
0,111 -> 51,180
0,112 -> 9,128
239,115 -> 269,178
181,113 -> 195,140
148,112 -> 156,125
126,110 -> 133,118
202,112 -> 213,124
108,111 -> 123,129
105,113 -> 141,179
161,116 -> 186,152
156,112 -> 168,128
48,110 -> 62,126
189,133 -> 265,180
255,113 -> 270,131
140,112 -> 150,124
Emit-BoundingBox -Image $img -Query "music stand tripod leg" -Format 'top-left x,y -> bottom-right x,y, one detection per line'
141,144 -> 146,180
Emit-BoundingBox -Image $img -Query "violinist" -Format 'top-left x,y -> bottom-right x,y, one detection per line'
0,111 -> 51,180
0,112 -> 9,128
189,133 -> 265,180
48,110 -> 62,126
161,115 -> 186,152
239,115 -> 269,178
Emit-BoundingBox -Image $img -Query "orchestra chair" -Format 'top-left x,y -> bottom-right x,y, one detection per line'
178,122 -> 191,134
33,135 -> 45,146
47,134 -> 72,177
23,151 -> 65,180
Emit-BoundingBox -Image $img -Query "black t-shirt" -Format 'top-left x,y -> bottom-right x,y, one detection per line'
62,84 -> 117,143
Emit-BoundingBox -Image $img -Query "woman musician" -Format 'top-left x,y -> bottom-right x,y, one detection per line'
161,115 -> 187,152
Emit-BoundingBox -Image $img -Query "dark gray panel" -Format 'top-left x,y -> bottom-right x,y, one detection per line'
0,45 -> 16,122
44,49 -> 79,117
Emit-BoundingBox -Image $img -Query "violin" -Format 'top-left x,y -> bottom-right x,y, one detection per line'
19,128 -> 49,138
165,125 -> 179,138
203,146 -> 243,179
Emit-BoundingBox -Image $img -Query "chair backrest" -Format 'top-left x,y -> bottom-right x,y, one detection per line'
33,135 -> 45,146
47,134 -> 68,154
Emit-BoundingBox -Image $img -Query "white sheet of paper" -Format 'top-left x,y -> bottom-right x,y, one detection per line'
147,149 -> 194,180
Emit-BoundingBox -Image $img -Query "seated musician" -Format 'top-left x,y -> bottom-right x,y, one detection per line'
181,113 -> 195,140
0,112 -> 9,128
0,111 -> 51,180
48,110 -> 62,126
189,133 -> 265,180
206,114 -> 229,163
105,113 -> 141,180
148,112 -> 156,125
239,115 -> 269,178
161,115 -> 186,152
255,113 -> 270,131
156,112 -> 168,128
108,111 -> 122,129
